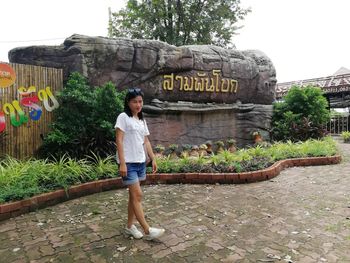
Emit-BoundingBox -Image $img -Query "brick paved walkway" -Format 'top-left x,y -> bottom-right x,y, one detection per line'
1,140 -> 350,262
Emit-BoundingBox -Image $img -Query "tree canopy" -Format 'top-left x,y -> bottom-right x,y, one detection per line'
109,0 -> 250,47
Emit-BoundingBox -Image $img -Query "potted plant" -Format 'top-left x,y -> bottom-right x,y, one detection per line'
199,144 -> 208,157
180,144 -> 192,158
189,145 -> 200,158
226,138 -> 236,153
215,140 -> 225,153
168,144 -> 179,159
252,131 -> 262,143
154,144 -> 165,158
205,140 -> 213,155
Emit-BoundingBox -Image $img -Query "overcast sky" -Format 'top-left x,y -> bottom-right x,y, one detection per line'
1,0 -> 350,83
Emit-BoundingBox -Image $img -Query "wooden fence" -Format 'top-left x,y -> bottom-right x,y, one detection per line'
0,63 -> 63,159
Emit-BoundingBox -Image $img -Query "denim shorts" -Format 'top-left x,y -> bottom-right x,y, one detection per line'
121,162 -> 147,186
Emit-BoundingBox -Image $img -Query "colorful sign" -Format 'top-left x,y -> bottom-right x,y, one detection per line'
0,63 -> 16,88
0,86 -> 59,133
0,64 -> 60,133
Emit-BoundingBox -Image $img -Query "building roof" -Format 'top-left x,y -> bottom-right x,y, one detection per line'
333,67 -> 350,76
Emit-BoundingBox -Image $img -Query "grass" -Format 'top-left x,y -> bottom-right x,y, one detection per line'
0,137 -> 339,204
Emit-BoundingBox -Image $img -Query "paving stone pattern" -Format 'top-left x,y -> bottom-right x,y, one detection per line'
1,140 -> 350,262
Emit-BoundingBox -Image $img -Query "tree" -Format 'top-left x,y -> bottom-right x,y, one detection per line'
109,0 -> 250,47
272,86 -> 330,142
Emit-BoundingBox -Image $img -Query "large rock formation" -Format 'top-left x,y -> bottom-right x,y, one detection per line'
9,34 -> 277,146
144,101 -> 272,147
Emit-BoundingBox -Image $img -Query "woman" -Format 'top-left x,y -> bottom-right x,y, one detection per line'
115,88 -> 165,240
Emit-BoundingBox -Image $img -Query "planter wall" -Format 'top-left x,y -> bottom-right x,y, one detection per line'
0,155 -> 342,222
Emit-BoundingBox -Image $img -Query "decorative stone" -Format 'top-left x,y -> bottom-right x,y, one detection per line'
8,34 -> 277,146
9,34 -> 276,105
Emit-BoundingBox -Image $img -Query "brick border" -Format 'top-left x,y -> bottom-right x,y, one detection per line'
0,155 -> 342,222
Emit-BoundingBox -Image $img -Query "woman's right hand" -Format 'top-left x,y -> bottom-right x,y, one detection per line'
119,163 -> 127,177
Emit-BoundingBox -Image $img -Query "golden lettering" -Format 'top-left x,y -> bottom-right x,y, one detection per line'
183,77 -> 194,91
175,75 -> 184,90
194,77 -> 200,91
230,79 -> 238,93
208,70 -> 220,92
196,73 -> 207,92
162,70 -> 238,94
220,78 -> 229,93
163,73 -> 174,90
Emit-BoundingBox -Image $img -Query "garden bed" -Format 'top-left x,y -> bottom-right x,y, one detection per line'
0,137 -> 341,221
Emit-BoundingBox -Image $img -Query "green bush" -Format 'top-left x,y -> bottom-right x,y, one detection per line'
272,86 -> 330,142
341,131 -> 350,143
38,72 -> 126,159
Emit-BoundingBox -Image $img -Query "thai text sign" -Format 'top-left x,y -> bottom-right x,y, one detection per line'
0,63 -> 59,133
0,86 -> 59,133
163,69 -> 238,93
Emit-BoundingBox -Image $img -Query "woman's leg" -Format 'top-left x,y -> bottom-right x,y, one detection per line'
127,183 -> 150,234
127,192 -> 136,228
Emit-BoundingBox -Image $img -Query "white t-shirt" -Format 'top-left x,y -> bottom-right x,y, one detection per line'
115,112 -> 150,163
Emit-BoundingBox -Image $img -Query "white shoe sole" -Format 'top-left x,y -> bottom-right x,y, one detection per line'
124,229 -> 143,239
144,229 -> 165,240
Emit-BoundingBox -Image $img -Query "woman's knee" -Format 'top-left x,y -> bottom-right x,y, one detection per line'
129,187 -> 143,202
133,192 -> 143,202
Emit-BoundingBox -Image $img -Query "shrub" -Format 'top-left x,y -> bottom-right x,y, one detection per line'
38,72 -> 125,159
341,131 -> 350,143
272,86 -> 330,142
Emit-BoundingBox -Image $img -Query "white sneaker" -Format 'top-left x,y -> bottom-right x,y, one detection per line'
144,227 -> 165,240
124,225 -> 143,239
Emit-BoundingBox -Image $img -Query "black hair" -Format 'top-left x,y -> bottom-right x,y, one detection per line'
124,88 -> 144,119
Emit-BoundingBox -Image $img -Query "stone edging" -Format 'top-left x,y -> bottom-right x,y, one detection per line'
0,155 -> 342,222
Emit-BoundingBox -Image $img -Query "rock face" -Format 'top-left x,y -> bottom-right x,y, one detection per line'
9,34 -> 277,145
143,101 -> 272,147
9,34 -> 276,104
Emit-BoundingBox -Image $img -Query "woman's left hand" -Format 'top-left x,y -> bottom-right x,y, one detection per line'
152,159 -> 158,174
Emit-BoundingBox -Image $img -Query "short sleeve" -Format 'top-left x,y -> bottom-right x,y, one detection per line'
115,113 -> 127,132
144,119 -> 150,136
